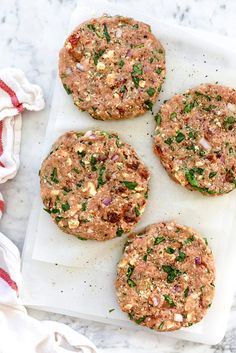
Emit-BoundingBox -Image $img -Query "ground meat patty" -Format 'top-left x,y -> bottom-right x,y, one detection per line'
153,84 -> 236,195
116,222 -> 215,331
59,16 -> 165,120
40,130 -> 149,241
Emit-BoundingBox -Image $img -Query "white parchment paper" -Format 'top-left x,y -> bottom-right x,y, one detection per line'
21,0 -> 236,345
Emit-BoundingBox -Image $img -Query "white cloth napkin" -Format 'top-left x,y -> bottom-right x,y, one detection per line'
0,67 -> 45,184
0,232 -> 98,353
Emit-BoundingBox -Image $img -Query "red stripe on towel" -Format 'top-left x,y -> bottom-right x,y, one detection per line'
0,268 -> 18,292
0,120 -> 4,167
0,79 -> 24,113
0,199 -> 4,213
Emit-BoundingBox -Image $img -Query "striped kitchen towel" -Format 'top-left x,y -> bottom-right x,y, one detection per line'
0,67 -> 45,184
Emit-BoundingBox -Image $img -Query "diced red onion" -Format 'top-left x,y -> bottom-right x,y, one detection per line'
195,256 -> 202,265
227,103 -> 236,113
102,197 -> 112,206
76,63 -> 84,71
111,154 -> 119,161
174,285 -> 181,293
126,49 -> 132,57
220,155 -> 225,164
143,66 -> 152,73
199,137 -> 211,151
174,313 -> 183,322
84,130 -> 96,139
152,296 -> 158,306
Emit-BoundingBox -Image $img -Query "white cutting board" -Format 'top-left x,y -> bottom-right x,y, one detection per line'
21,0 -> 236,345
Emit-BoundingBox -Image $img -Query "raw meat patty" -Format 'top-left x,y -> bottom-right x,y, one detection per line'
40,130 -> 150,241
154,84 -> 236,195
116,221 -> 215,331
59,15 -> 165,120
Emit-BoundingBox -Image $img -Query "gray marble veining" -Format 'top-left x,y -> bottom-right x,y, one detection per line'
0,0 -> 236,351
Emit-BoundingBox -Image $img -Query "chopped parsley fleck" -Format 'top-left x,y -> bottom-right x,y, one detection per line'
118,59 -> 125,68
132,75 -> 140,88
131,63 -> 142,88
128,312 -> 134,320
109,308 -> 115,313
127,264 -> 136,287
90,155 -> 97,171
195,91 -> 212,101
116,227 -> 124,237
175,131 -> 185,143
144,190 -> 148,199
98,165 -> 106,187
51,168 -> 59,183
120,85 -> 127,93
87,24 -> 96,32
223,116 -> 235,125
188,130 -> 197,139
55,216 -> 62,222
144,100 -> 153,111
122,181 -> 138,190
93,49 -> 105,65
176,251 -> 186,262
164,137 -> 173,145
133,23 -> 139,29
147,87 -> 156,97
184,287 -> 189,298
132,63 -> 143,75
77,150 -> 86,157
183,101 -> 197,113
135,316 -> 146,324
143,247 -> 153,261
77,236 -> 87,241
44,208 -> 51,214
185,169 -> 199,188
156,68 -> 162,74
170,112 -> 177,120
203,104 -> 217,111
127,265 -> 134,278
191,167 -> 204,175
155,113 -> 161,125
51,208 -> 60,214
163,294 -> 176,307
103,24 -> 111,42
63,84 -> 72,95
81,201 -> 87,211
63,187 -> 71,194
134,206 -> 140,217
216,95 -> 222,101
62,202 -> 70,212
80,160 -> 85,168
154,236 -> 165,245
158,321 -> 164,330
143,254 -> 148,262
203,237 -> 208,245
162,265 -> 181,283
209,171 -> 217,178
184,236 -> 195,245
166,247 -> 175,254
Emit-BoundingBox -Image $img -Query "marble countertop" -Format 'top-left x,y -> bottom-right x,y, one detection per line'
1,0 -> 236,351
